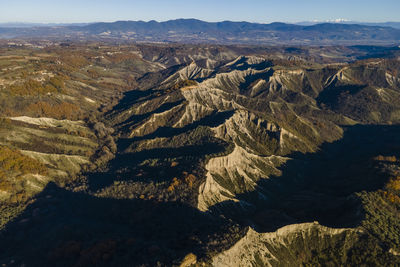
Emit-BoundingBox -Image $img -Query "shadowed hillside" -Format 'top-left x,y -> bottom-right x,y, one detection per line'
0,183 -> 244,266
210,124 -> 400,231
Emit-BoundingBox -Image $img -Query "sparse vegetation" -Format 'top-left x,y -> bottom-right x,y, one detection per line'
25,101 -> 82,119
6,75 -> 65,96
374,155 -> 398,163
0,144 -> 47,202
172,79 -> 198,90
0,145 -> 47,180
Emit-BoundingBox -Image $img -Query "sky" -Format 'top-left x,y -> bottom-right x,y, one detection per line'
0,0 -> 399,24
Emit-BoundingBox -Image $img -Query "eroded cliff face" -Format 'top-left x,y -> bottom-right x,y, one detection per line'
120,56 -> 400,266
212,222 -> 357,267
117,57 -> 345,214
198,145 -> 289,212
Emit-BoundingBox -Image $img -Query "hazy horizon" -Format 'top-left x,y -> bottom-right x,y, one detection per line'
1,0 -> 399,24
1,18 -> 400,26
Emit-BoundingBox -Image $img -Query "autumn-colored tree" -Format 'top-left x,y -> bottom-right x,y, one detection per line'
0,145 -> 47,175
0,145 -> 47,194
25,101 -> 82,120
172,79 -> 198,90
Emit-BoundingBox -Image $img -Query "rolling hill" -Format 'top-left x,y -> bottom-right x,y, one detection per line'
1,19 -> 400,45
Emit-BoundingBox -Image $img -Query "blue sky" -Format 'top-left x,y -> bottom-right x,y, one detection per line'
0,0 -> 399,23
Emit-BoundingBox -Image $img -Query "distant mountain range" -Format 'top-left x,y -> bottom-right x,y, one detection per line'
295,21 -> 400,29
1,19 -> 400,45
